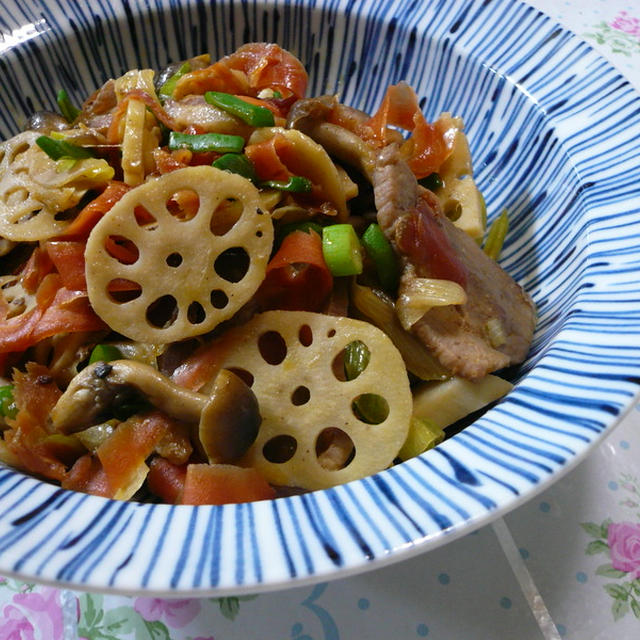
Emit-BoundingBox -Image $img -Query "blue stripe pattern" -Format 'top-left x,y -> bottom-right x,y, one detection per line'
0,0 -> 639,594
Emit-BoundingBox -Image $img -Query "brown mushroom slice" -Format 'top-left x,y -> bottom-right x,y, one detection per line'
84,166 -> 274,343
49,360 -> 261,465
207,311 -> 412,490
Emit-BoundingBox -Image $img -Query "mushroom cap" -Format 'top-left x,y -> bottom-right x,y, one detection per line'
198,369 -> 261,463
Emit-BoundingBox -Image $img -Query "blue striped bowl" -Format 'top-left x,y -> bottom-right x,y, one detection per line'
0,0 -> 639,595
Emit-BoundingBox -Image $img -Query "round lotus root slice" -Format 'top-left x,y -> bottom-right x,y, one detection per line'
85,165 -> 274,342
0,131 -> 73,241
209,310 -> 412,490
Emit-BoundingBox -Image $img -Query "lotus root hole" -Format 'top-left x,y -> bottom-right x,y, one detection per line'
134,205 -> 157,227
107,279 -> 142,304
315,428 -> 355,471
263,434 -> 297,463
351,394 -> 390,425
187,301 -> 206,325
9,142 -> 30,163
166,189 -> 200,221
298,324 -> 313,346
210,198 -> 243,235
258,330 -> 287,365
332,340 -> 371,382
146,295 -> 178,329
210,289 -> 228,309
105,235 -> 139,265
214,247 -> 250,283
291,385 -> 310,406
166,252 -> 183,267
227,367 -> 254,387
327,328 -> 336,338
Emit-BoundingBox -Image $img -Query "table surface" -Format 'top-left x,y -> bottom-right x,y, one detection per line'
1,1 -> 640,638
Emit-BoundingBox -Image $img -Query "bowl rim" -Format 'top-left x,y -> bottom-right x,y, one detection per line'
0,0 -> 639,596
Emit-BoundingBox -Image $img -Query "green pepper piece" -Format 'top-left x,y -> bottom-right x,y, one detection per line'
361,223 -> 399,292
418,172 -> 443,191
205,91 -> 275,127
0,385 -> 18,419
36,135 -> 94,160
168,131 -> 245,154
260,176 -> 312,193
212,153 -> 258,182
88,344 -> 124,365
322,223 -> 363,277
56,89 -> 80,123
158,61 -> 191,100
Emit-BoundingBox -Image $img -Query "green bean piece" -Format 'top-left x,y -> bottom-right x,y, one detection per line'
261,176 -> 313,193
343,340 -> 370,381
322,224 -> 363,277
212,153 -> 258,182
158,61 -> 191,100
205,91 -> 275,127
168,131 -> 245,154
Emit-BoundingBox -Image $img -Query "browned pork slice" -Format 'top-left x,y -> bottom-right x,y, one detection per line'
289,98 -> 536,380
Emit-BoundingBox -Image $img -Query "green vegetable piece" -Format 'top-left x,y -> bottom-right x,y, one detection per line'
168,131 -> 245,154
158,61 -> 191,100
212,153 -> 258,182
260,176 -> 313,193
343,341 -> 388,424
397,416 -> 445,460
418,172 -> 443,191
361,223 -> 399,291
56,89 -> 80,123
36,135 -> 94,161
88,344 -> 124,365
322,224 -> 363,277
483,209 -> 509,260
343,340 -> 370,381
205,91 -> 275,127
0,385 -> 17,419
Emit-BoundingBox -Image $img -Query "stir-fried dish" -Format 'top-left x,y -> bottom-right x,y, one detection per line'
0,43 -> 535,504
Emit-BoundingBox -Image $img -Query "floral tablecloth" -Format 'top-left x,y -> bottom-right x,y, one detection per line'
2,1 -> 640,638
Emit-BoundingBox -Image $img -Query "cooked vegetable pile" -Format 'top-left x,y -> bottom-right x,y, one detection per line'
0,43 -> 535,504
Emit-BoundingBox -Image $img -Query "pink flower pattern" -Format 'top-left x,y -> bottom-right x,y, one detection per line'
607,521 -> 640,578
133,597 -> 201,629
610,11 -> 640,38
0,588 -> 65,640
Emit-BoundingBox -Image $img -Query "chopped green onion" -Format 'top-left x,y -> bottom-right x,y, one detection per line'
361,223 -> 399,292
344,340 -> 370,381
322,224 -> 363,277
158,61 -> 191,100
0,385 -> 17,419
483,209 -> 509,260
418,172 -> 443,191
205,91 -> 275,127
261,176 -> 313,193
36,135 -> 94,160
397,416 -> 445,460
168,131 -> 245,154
342,341 -> 388,423
212,153 -> 258,182
88,344 -> 124,365
56,89 -> 80,123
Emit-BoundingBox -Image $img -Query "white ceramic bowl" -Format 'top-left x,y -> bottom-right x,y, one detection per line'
0,0 -> 639,595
